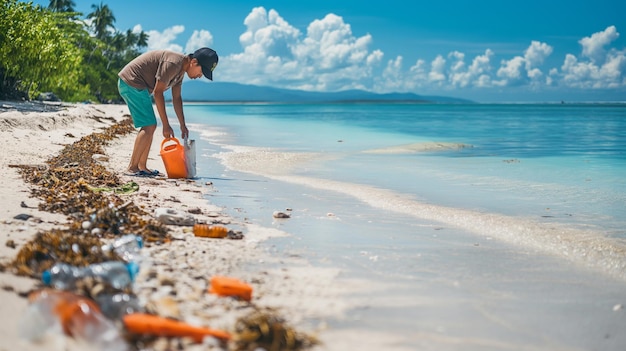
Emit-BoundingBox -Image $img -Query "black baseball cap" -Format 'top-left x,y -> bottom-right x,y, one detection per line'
193,47 -> 218,80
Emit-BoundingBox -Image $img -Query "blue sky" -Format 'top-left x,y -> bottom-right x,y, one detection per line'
34,0 -> 626,102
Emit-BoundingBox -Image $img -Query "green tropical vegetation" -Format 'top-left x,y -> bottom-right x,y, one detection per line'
0,0 -> 148,102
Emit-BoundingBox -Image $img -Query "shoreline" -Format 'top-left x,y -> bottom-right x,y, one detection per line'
4,102 -> 626,351
0,103 -> 366,351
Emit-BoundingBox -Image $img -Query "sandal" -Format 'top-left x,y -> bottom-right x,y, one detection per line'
125,170 -> 156,178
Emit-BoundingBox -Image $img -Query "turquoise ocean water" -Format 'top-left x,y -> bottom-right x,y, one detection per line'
170,103 -> 626,350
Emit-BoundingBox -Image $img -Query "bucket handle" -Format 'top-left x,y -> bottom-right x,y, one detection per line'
161,137 -> 181,151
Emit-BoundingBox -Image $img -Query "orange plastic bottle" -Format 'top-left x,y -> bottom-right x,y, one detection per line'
20,289 -> 128,350
193,224 -> 228,238
209,276 -> 253,301
123,313 -> 231,342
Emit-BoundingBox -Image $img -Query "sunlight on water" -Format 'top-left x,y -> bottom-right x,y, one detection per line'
216,146 -> 626,281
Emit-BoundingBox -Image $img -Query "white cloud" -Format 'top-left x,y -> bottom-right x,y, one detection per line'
146,25 -> 185,52
222,7 -> 380,91
559,26 -> 626,89
378,56 -> 406,92
126,3 -> 626,100
580,25 -> 619,62
429,55 -> 447,84
525,41 -> 552,68
185,30 -> 214,54
561,49 -> 626,88
135,10 -> 624,98
496,56 -> 525,87
494,41 -> 552,87
448,49 -> 494,88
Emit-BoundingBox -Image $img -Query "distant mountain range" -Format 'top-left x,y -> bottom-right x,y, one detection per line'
171,81 -> 473,104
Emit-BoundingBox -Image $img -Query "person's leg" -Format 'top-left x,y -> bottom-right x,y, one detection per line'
128,124 -> 157,172
118,79 -> 158,173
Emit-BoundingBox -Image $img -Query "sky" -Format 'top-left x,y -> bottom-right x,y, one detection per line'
32,0 -> 626,102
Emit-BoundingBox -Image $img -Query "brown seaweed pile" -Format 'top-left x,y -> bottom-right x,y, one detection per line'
6,116 -> 169,278
233,309 -> 319,351
5,114 -> 320,351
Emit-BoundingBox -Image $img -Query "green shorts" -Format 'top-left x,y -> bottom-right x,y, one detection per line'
117,78 -> 157,128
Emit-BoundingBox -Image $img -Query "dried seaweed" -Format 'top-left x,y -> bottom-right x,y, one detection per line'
7,116 -> 170,278
233,309 -> 319,351
11,229 -> 115,277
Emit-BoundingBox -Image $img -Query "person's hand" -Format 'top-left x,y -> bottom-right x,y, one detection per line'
162,125 -> 174,139
180,124 -> 189,140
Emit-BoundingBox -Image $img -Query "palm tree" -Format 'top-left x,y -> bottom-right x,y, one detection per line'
136,30 -> 149,48
87,2 -> 115,41
48,0 -> 76,12
124,29 -> 138,48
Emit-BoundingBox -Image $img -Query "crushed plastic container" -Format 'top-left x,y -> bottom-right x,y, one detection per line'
19,289 -> 128,351
160,137 -> 187,179
155,207 -> 195,226
95,292 -> 143,320
101,234 -> 144,262
42,261 -> 139,291
209,276 -> 253,301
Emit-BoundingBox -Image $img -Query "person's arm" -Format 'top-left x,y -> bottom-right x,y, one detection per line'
152,80 -> 174,138
171,83 -> 189,140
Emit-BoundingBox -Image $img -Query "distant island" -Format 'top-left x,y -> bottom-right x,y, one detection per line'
170,81 -> 473,104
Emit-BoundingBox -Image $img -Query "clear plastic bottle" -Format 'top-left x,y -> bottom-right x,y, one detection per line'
19,289 -> 129,351
42,261 -> 139,291
95,292 -> 144,320
101,234 -> 144,262
193,224 -> 228,238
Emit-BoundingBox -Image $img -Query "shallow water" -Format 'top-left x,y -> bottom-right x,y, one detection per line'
174,102 -> 626,350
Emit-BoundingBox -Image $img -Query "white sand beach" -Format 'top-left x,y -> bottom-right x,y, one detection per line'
0,102 -> 386,351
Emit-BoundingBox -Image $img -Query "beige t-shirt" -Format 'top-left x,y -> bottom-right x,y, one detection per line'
118,50 -> 185,92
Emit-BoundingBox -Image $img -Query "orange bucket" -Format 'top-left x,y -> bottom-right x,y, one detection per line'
160,138 -> 188,179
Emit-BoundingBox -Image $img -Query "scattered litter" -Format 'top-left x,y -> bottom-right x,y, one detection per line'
273,211 -> 291,219
20,289 -> 128,351
188,207 -> 202,214
13,213 -> 32,221
82,180 -> 139,194
193,224 -> 228,238
154,207 -> 195,226
5,239 -> 16,249
209,276 -> 253,301
92,154 -> 110,162
123,313 -> 231,342
7,116 -> 318,351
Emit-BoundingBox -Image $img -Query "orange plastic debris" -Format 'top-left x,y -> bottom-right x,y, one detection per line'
123,313 -> 231,342
209,276 -> 253,301
193,224 -> 228,238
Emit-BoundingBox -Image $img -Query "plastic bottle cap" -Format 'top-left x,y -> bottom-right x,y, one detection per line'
136,236 -> 144,249
126,262 -> 139,281
42,270 -> 51,285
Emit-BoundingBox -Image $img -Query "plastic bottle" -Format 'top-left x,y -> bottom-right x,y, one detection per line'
209,276 -> 253,301
123,313 -> 231,342
193,224 -> 228,238
19,289 -> 129,351
101,234 -> 144,262
95,292 -> 144,320
42,261 -> 139,291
